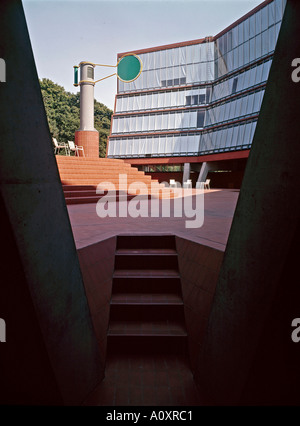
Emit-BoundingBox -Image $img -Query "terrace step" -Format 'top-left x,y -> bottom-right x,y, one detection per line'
57,156 -> 175,204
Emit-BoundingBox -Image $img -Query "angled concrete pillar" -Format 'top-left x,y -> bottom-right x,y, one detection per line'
195,0 -> 300,405
0,0 -> 102,405
196,162 -> 212,183
182,163 -> 191,185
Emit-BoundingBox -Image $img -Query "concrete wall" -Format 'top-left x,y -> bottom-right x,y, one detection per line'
77,237 -> 116,369
175,237 -> 224,372
0,0 -> 102,405
194,0 -> 300,405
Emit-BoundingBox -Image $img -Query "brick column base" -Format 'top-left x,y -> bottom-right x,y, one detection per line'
75,130 -> 99,158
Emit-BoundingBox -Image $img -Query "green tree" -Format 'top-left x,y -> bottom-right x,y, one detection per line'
40,78 -> 113,157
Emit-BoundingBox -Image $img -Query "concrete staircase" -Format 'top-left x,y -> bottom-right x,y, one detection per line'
56,156 -> 174,204
107,235 -> 188,356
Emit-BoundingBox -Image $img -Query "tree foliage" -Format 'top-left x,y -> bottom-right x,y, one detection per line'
40,78 -> 112,157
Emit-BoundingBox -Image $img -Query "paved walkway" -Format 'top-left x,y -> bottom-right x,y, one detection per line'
68,189 -> 239,251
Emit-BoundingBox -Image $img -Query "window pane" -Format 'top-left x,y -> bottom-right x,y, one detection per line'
136,115 -> 142,132
160,50 -> 166,68
149,114 -> 155,131
249,37 -> 256,63
165,91 -> 171,107
143,115 -> 149,131
226,127 -> 234,148
168,112 -> 175,130
227,30 -> 233,52
255,33 -> 262,58
262,61 -> 270,81
261,6 -> 268,31
261,30 -> 269,56
268,2 -> 275,26
275,0 -> 282,22
244,123 -> 252,144
248,67 -> 256,88
132,95 -> 138,111
197,111 -> 205,128
155,114 -> 162,130
182,112 -> 190,128
243,19 -> 249,40
115,98 -> 121,113
238,23 -> 244,45
112,118 -> 118,133
269,25 -> 276,52
236,72 -> 245,92
233,48 -> 239,69
240,97 -> 248,116
250,121 -> 257,142
232,25 -> 238,48
256,10 -> 262,34
235,98 -> 242,117
190,111 -> 197,128
244,41 -> 250,65
249,15 -> 256,38
237,124 -> 245,146
255,63 -> 263,83
231,126 -> 239,148
253,91 -> 260,112
246,93 -> 254,115
238,44 -> 244,68
229,99 -> 237,120
193,45 -> 201,63
243,69 -> 250,90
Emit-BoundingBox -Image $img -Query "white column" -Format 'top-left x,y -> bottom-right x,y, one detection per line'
79,62 -> 96,131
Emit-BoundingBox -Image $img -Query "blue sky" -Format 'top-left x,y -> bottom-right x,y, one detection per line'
23,0 -> 262,110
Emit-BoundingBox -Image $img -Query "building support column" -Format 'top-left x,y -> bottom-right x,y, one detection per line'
197,162 -> 210,184
182,163 -> 191,185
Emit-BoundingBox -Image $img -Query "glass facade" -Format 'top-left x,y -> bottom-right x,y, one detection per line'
108,0 -> 286,159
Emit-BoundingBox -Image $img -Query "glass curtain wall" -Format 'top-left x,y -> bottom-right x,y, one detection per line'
108,0 -> 286,158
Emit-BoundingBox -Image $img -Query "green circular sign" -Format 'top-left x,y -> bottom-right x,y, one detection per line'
117,54 -> 142,82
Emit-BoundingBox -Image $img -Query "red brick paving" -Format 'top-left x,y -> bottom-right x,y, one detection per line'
68,189 -> 239,251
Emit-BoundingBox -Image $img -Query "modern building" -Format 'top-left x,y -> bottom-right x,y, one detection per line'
107,0 -> 287,188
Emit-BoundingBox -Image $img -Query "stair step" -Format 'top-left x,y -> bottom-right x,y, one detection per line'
111,293 -> 183,305
106,334 -> 187,355
63,190 -> 97,197
108,320 -> 187,336
116,234 -> 176,250
109,304 -> 185,322
112,276 -> 182,294
62,185 -> 96,191
113,269 -> 180,278
115,249 -> 177,255
114,253 -> 178,270
56,156 -> 125,163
